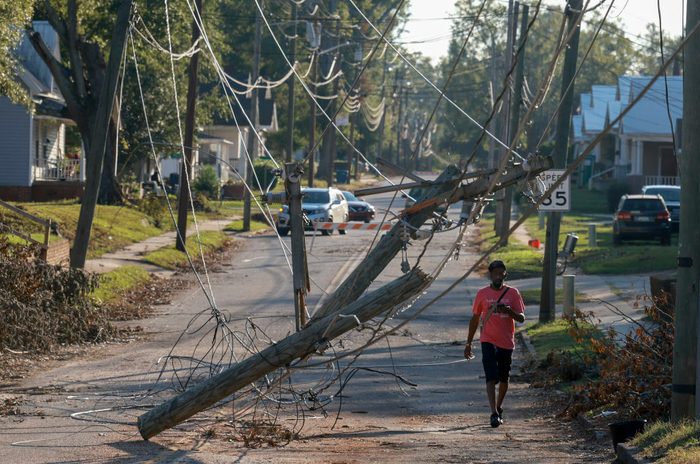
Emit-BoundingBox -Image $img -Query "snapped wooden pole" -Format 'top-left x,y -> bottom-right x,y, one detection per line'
137,269 -> 432,439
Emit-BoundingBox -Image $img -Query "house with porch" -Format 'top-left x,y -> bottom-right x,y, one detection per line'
158,89 -> 279,191
0,22 -> 84,202
572,75 -> 681,192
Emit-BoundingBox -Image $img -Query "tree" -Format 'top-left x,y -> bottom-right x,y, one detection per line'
25,0 -> 133,267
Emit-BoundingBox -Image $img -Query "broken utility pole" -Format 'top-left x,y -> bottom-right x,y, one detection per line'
137,154 -> 552,438
138,269 -> 432,439
286,163 -> 310,331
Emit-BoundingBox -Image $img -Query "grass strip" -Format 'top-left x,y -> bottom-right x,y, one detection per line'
91,265 -> 151,304
224,219 -> 270,233
631,420 -> 700,463
143,231 -> 230,270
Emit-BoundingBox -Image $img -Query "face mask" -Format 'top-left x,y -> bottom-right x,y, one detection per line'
492,278 -> 504,289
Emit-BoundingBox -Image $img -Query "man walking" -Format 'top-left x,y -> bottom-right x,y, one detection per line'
464,260 -> 525,428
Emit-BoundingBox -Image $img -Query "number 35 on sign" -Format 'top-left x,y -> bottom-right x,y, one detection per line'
538,169 -> 570,212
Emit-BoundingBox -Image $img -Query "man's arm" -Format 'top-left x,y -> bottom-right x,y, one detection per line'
496,303 -> 525,323
464,314 -> 480,358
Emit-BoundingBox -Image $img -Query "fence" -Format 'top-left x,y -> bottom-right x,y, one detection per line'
33,158 -> 81,181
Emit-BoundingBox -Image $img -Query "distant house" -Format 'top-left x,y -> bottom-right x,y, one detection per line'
199,91 -> 278,185
572,75 -> 681,192
0,21 -> 84,202
158,84 -> 279,189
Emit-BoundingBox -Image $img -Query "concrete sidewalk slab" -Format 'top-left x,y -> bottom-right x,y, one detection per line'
84,217 -> 238,275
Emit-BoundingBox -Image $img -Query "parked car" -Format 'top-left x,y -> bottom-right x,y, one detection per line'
276,187 -> 349,236
642,185 -> 680,231
342,191 -> 375,222
612,194 -> 672,245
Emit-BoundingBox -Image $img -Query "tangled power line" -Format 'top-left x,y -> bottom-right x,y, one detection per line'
40,0 -> 696,445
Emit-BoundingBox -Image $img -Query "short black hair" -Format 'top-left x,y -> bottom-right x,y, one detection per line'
488,260 -> 506,272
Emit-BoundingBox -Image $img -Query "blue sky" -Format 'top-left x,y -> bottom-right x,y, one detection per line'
402,0 -> 686,63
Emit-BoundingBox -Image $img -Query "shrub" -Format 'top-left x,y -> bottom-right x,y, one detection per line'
606,181 -> 630,212
136,195 -> 169,228
253,160 -> 278,191
0,239 -> 113,352
193,165 -> 221,199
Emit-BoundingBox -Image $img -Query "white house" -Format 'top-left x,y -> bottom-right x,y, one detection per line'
0,21 -> 83,202
572,75 -> 681,192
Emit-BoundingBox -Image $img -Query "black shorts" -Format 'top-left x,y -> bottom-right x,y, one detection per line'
481,342 -> 513,384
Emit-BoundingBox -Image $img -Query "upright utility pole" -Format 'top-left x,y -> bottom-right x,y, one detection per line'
674,0 -> 700,421
243,3 -> 262,232
308,50 -> 317,187
494,0 -> 517,236
326,16 -> 341,186
376,52 -> 388,164
539,0 -> 582,322
286,2 -> 297,163
497,2 -> 528,244
176,0 -> 204,252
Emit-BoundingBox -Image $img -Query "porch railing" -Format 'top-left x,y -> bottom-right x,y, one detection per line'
33,158 -> 81,181
644,175 -> 680,186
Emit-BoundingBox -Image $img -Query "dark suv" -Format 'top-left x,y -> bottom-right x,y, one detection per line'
612,194 -> 671,245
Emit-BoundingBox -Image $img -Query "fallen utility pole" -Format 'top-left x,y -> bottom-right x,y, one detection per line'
138,154 -> 551,438
176,0 -> 204,251
138,269 -> 432,439
314,154 -> 552,320
286,163 -> 310,331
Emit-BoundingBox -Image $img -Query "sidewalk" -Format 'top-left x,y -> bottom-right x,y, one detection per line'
84,217 -> 238,276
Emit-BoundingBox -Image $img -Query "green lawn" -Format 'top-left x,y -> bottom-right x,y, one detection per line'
143,231 -> 230,270
480,211 -> 677,276
524,319 -> 596,360
631,420 -> 700,463
224,219 -> 270,233
90,265 -> 151,304
520,288 -> 590,306
570,187 -> 610,214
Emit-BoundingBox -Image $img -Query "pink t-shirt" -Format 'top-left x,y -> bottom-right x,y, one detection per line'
472,285 -> 525,350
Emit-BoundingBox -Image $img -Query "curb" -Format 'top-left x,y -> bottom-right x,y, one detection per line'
616,443 -> 650,464
516,330 -> 536,358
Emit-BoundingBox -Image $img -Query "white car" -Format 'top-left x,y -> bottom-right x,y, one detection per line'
276,187 -> 349,236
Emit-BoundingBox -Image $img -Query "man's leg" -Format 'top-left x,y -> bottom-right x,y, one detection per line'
486,380 -> 497,413
496,380 -> 508,411
494,347 -> 514,418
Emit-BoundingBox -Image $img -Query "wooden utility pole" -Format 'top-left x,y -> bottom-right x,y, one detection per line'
137,154 -> 552,439
176,0 -> 204,251
138,269 -> 432,439
497,3 -> 529,244
495,0 -> 517,237
673,0 -> 700,421
286,163 -> 309,331
65,0 -> 132,268
376,52 -> 388,167
286,2 -> 297,163
308,50 -> 317,187
243,3 -> 262,232
539,0 -> 582,323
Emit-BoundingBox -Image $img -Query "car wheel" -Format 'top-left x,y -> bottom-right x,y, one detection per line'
339,228 -> 347,235
277,227 -> 289,237
364,218 -> 370,223
321,229 -> 331,236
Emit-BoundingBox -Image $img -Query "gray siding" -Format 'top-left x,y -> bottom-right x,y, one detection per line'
0,97 -> 32,187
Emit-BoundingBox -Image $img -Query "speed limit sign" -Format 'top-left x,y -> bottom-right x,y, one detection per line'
539,169 -> 570,211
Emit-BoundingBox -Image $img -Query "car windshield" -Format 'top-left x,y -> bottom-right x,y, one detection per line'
644,188 -> 680,202
303,190 -> 330,204
342,191 -> 358,202
622,199 -> 665,211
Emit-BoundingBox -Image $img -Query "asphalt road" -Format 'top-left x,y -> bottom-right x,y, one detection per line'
0,186 -> 613,463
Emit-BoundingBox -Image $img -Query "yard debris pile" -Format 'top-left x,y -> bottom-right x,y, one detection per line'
561,300 -> 673,421
0,238 -> 114,353
106,276 -> 190,321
